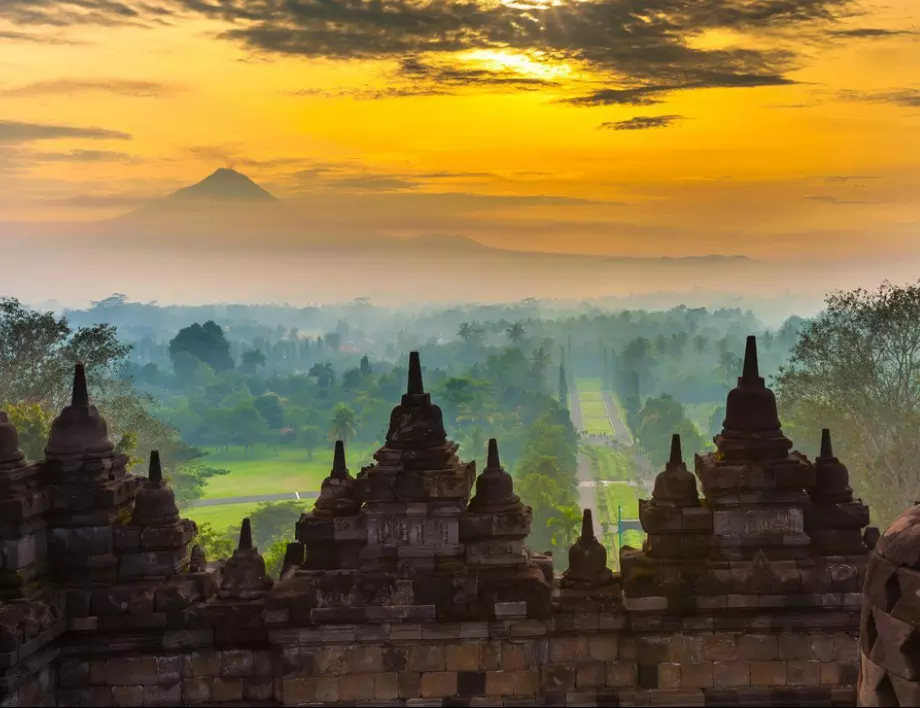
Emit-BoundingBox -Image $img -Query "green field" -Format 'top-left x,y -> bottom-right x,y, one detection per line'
577,377 -> 603,392
580,400 -> 608,419
199,444 -> 376,499
583,445 -> 634,482
185,502 -> 264,530
601,482 -> 640,519
579,391 -> 603,402
582,417 -> 613,435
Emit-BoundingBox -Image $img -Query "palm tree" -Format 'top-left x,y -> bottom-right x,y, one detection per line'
308,362 -> 336,387
506,322 -> 526,344
457,322 -> 474,342
328,404 -> 357,445
240,349 -> 267,375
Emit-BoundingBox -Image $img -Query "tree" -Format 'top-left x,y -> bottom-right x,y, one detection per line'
226,404 -> 269,453
558,362 -> 569,409
240,349 -> 267,375
0,297 -> 130,411
307,362 -> 335,388
775,281 -> 920,526
169,321 -> 234,376
253,393 -> 284,430
296,425 -> 324,461
193,523 -> 235,561
634,394 -> 688,467
328,404 -> 357,445
506,322 -> 526,344
2,402 -> 51,460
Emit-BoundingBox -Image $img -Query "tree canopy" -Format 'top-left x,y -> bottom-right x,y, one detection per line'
775,281 -> 920,527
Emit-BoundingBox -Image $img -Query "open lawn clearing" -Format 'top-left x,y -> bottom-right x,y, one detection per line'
582,417 -> 613,435
576,377 -> 603,392
185,502 -> 262,531
583,445 -> 634,482
200,444 -> 376,499
578,391 -> 603,402
580,400 -> 608,419
601,482 -> 640,519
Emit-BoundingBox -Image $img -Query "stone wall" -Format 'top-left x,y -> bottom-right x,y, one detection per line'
50,616 -> 859,707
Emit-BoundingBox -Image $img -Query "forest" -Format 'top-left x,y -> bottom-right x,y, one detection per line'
1,282 -> 917,575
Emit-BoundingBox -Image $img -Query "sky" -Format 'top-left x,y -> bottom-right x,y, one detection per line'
0,0 -> 918,260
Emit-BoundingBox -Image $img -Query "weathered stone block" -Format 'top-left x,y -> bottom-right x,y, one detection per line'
181,678 -> 210,705
681,661 -> 714,688
111,685 -> 144,707
408,645 -> 445,672
420,671 -> 457,698
446,643 -> 480,671
375,672 -> 400,700
713,660 -> 751,687
143,683 -> 181,707
574,662 -> 605,689
750,660 -> 787,686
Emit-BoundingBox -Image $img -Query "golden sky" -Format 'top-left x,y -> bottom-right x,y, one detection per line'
0,0 -> 917,259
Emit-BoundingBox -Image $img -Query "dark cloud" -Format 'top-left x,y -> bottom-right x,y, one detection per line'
0,0 -> 175,28
187,145 -> 312,169
0,30 -> 83,44
186,0 -> 848,101
2,79 -> 178,97
395,56 -> 558,91
806,195 -> 869,205
600,115 -> 684,130
838,88 -> 920,107
830,27 -> 915,38
824,174 -> 878,183
0,0 -> 871,104
31,150 -> 137,163
0,120 -> 131,144
48,193 -> 153,208
329,175 -> 419,192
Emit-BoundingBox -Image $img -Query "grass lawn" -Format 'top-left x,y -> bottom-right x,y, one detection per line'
582,417 -> 613,435
602,482 -> 640,519
576,377 -> 603,392
199,443 -> 377,499
580,400 -> 608,419
583,445 -> 634,482
184,498 -> 316,533
185,502 -> 262,531
578,391 -> 603,402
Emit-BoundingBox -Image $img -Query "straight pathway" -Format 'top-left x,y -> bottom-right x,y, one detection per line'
601,391 -> 633,446
569,387 -> 604,540
188,491 -> 319,508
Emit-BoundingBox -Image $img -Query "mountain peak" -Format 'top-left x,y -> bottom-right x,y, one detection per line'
169,168 -> 278,202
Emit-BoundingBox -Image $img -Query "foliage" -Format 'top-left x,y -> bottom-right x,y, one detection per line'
775,281 -> 920,527
0,297 -> 130,411
169,321 -> 234,380
2,402 -> 51,460
193,522 -> 235,561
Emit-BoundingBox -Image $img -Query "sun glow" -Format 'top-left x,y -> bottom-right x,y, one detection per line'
461,49 -> 574,81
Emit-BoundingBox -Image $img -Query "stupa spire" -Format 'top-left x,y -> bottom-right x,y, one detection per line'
148,450 -> 163,484
407,351 -> 424,395
238,518 -> 253,551
72,363 -> 89,407
820,428 -> 834,459
332,440 -> 347,479
741,335 -> 761,383
487,438 -> 500,469
668,433 -> 682,468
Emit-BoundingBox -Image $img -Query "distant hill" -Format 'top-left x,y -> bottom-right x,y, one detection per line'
167,168 -> 277,203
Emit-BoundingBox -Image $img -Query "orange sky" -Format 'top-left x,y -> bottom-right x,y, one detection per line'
0,0 -> 917,259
